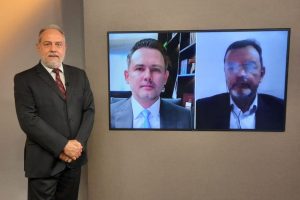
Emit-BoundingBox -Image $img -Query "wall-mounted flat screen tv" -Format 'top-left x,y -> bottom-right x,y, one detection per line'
108,28 -> 290,131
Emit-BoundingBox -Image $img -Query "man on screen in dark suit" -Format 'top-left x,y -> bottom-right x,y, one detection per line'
14,24 -> 94,199
196,39 -> 285,131
110,38 -> 191,129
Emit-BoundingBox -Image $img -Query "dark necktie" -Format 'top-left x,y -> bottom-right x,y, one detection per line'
52,68 -> 66,99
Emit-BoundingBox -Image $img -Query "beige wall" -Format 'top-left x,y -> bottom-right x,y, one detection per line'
84,0 -> 300,200
0,0 -> 87,199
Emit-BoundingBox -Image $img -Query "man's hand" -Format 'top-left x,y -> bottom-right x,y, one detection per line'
59,152 -> 73,163
63,140 -> 83,160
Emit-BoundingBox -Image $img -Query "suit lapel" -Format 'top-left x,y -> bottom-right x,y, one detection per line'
35,63 -> 66,101
212,93 -> 231,129
255,95 -> 271,129
63,64 -> 73,101
220,94 -> 231,129
115,98 -> 133,128
160,100 -> 177,129
160,100 -> 169,128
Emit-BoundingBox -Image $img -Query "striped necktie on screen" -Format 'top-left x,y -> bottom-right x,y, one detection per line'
141,109 -> 151,128
52,68 -> 66,99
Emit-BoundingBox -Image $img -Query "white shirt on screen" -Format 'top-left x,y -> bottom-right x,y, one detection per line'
230,95 -> 258,129
131,96 -> 160,129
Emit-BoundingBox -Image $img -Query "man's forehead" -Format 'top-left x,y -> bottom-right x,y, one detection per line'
132,48 -> 162,57
225,46 -> 260,60
132,49 -> 164,62
39,29 -> 65,41
132,63 -> 164,68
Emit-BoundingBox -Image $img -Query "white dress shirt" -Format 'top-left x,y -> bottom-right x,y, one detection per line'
230,95 -> 258,129
41,62 -> 66,87
131,97 -> 160,129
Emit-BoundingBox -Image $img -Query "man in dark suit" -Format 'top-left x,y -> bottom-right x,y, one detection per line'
196,39 -> 285,131
110,38 -> 191,129
14,24 -> 94,199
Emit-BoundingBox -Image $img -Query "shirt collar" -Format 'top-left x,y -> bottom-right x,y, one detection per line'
131,96 -> 160,120
230,94 -> 258,115
41,61 -> 64,74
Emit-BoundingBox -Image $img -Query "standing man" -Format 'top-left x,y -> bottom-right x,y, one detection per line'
110,38 -> 192,129
196,39 -> 285,131
14,24 -> 94,199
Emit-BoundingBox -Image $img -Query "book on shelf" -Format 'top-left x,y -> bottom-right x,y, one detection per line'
189,63 -> 195,74
180,59 -> 188,75
180,57 -> 195,75
188,57 -> 196,74
182,93 -> 194,109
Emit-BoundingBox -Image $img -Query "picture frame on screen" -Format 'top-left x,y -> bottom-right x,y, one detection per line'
107,28 -> 290,132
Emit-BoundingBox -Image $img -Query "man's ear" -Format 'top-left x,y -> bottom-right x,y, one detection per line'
261,66 -> 266,78
124,70 -> 129,84
164,70 -> 169,84
260,66 -> 266,83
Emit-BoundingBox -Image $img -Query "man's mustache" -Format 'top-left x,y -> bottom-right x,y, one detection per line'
231,80 -> 251,90
48,54 -> 59,57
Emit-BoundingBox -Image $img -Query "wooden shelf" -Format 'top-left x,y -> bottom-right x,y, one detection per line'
159,32 -> 196,103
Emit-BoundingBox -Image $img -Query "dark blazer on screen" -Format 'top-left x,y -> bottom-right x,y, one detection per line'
14,63 -> 95,178
196,93 -> 285,131
110,98 -> 192,129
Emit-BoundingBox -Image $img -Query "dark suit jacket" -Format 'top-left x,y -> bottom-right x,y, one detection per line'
110,98 -> 192,129
14,63 -> 94,178
196,93 -> 285,131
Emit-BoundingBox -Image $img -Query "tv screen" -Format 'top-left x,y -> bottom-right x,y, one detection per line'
108,28 -> 290,131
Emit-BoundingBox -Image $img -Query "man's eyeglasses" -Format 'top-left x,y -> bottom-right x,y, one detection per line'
225,61 -> 259,74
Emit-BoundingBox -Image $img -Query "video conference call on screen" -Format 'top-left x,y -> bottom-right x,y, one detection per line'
108,28 -> 290,132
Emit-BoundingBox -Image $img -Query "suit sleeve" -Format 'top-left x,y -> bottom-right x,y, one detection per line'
75,72 -> 95,148
14,73 -> 68,157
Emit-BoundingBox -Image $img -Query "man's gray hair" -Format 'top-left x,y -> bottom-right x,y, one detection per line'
38,24 -> 65,43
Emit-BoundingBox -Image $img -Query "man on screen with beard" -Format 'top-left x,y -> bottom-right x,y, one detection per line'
196,39 -> 285,131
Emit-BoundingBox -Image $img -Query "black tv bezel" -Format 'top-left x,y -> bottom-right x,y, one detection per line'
107,28 -> 290,132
